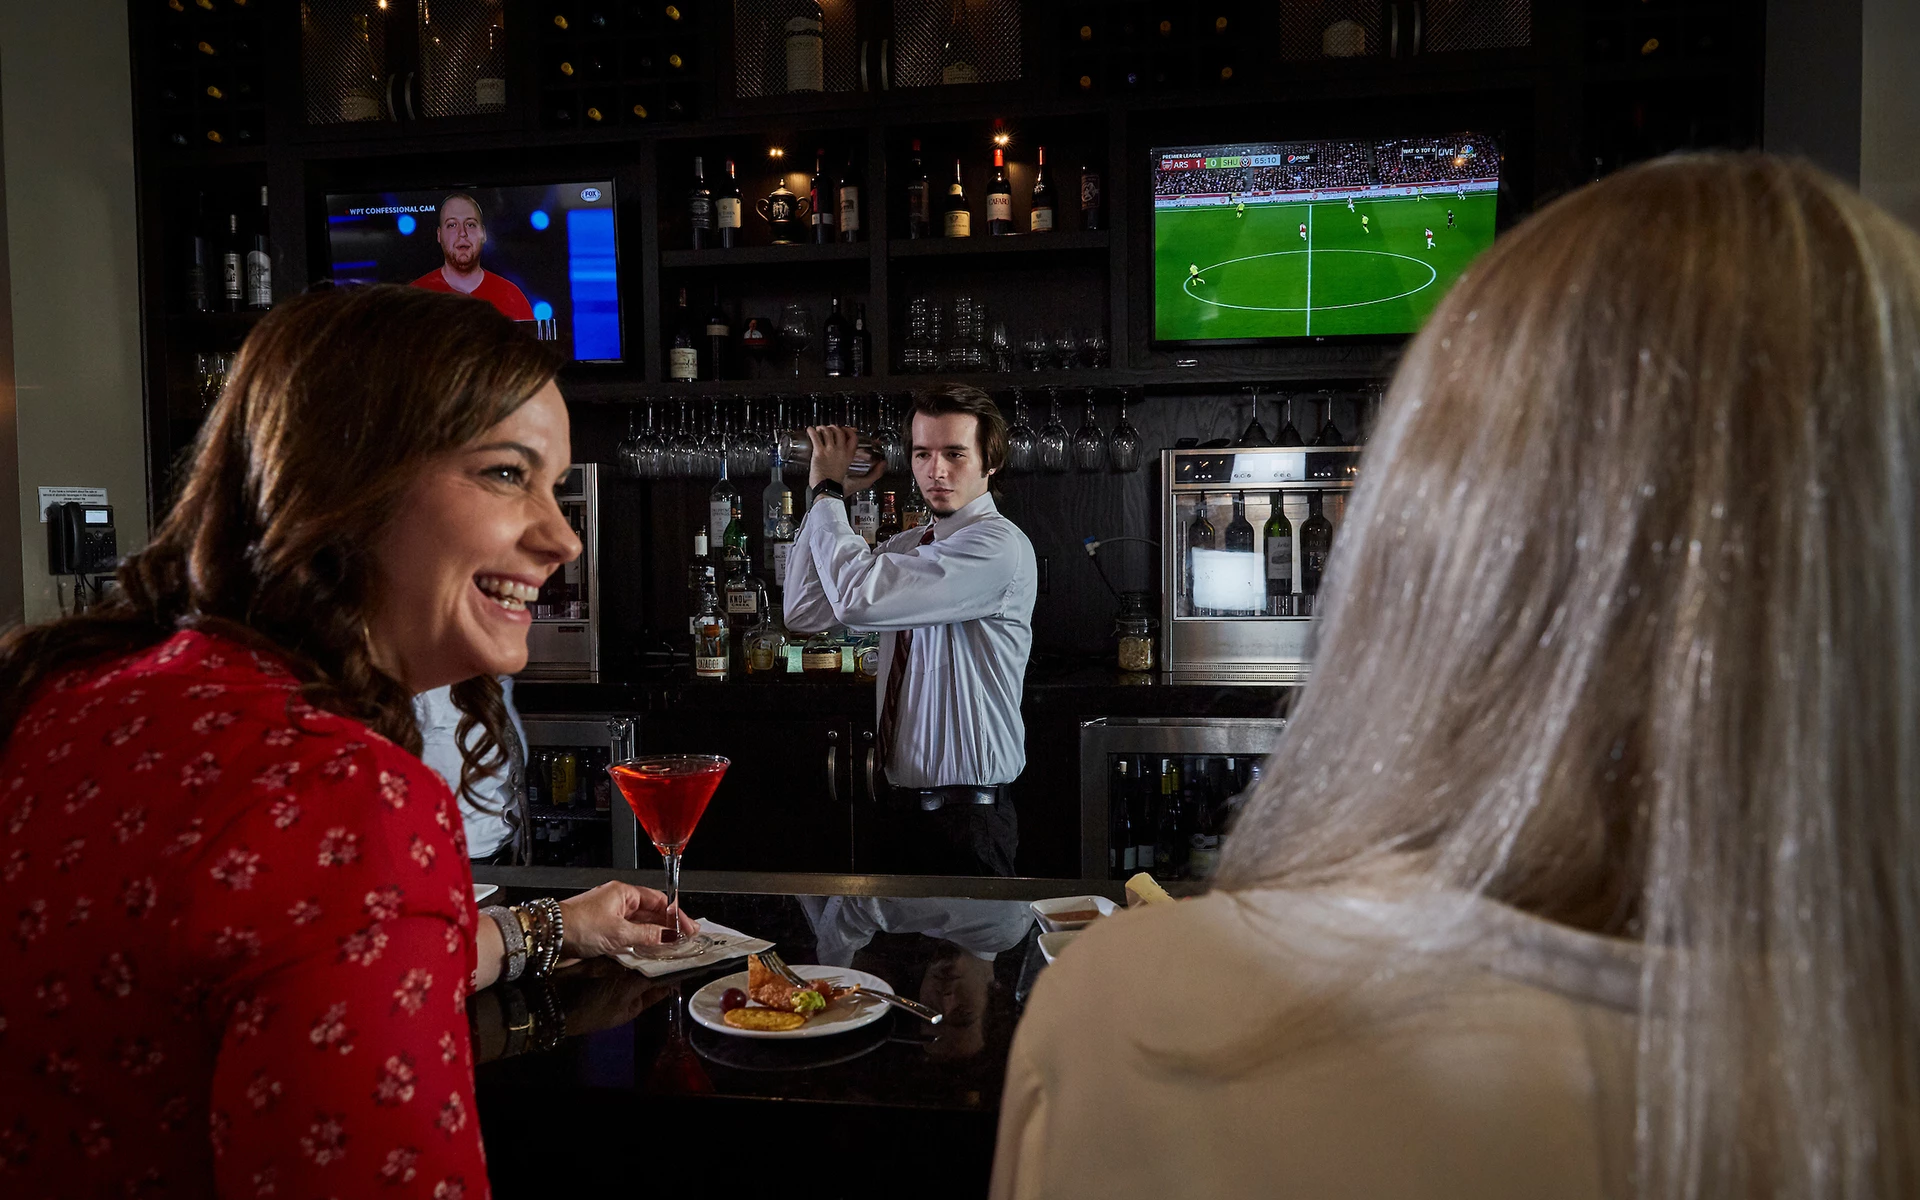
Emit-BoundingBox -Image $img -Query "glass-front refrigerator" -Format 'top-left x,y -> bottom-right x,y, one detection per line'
1160,446 -> 1359,683
521,463 -> 601,680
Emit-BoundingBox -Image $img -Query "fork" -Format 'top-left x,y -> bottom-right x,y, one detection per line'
760,949 -> 943,1024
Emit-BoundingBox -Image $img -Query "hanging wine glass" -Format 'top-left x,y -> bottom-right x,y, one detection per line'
1108,390 -> 1142,473
617,407 -> 644,479
1072,387 -> 1106,472
1313,390 -> 1345,446
729,398 -> 759,477
1038,388 -> 1070,473
667,401 -> 698,478
873,394 -> 908,475
1236,385 -> 1272,447
699,404 -> 728,477
1275,394 -> 1304,447
1005,388 -> 1037,473
636,398 -> 665,480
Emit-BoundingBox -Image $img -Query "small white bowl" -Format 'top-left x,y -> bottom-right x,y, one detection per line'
1038,930 -> 1080,965
1030,894 -> 1117,934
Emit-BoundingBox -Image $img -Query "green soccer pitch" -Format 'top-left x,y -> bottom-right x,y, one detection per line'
1153,191 -> 1498,341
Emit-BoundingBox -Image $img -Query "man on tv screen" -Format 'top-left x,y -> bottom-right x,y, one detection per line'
410,193 -> 534,320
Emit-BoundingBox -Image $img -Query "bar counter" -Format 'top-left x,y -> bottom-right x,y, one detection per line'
472,881 -> 1073,1197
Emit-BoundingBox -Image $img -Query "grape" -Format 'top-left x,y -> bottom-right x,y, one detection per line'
719,987 -> 747,1013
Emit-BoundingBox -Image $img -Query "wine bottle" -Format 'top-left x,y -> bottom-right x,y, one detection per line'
986,146 -> 1013,235
1300,491 -> 1334,597
688,155 -> 713,249
669,287 -> 698,382
1081,166 -> 1104,231
809,149 -> 836,244
704,286 -> 730,381
1224,493 -> 1255,553
786,1 -> 825,93
822,294 -> 849,377
1264,494 -> 1293,615
1030,145 -> 1055,232
220,211 -> 243,311
709,456 -> 739,554
943,158 -> 971,237
836,158 -> 861,243
1184,492 -> 1216,615
716,158 -> 743,248
851,303 -> 872,377
184,192 -> 210,312
938,0 -> 978,84
244,185 -> 271,310
905,139 -> 931,239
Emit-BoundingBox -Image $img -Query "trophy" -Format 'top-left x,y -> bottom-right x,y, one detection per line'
757,181 -> 811,246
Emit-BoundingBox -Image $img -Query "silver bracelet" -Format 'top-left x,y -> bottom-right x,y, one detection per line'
525,897 -> 565,979
480,905 -> 526,983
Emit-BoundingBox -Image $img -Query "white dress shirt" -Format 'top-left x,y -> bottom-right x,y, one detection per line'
414,677 -> 527,859
783,489 -> 1037,789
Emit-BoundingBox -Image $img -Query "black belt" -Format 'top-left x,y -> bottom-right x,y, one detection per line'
894,784 -> 1008,812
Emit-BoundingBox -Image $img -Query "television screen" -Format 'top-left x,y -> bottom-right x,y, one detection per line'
1151,134 -> 1499,343
324,181 -> 622,362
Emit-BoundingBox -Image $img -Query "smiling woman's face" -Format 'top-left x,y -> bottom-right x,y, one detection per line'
366,381 -> 582,693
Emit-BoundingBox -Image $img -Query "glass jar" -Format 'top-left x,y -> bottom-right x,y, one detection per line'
1114,592 -> 1157,674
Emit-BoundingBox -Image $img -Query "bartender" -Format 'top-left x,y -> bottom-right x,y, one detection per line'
783,384 -> 1038,876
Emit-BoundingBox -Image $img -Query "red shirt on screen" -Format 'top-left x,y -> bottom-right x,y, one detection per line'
411,267 -> 535,321
0,629 -> 489,1198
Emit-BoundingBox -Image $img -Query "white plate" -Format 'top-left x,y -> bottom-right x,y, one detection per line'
689,966 -> 894,1040
1030,895 -> 1117,933
473,884 -> 500,904
1038,930 -> 1080,964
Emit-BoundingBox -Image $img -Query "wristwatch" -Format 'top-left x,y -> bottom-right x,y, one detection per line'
810,479 -> 845,503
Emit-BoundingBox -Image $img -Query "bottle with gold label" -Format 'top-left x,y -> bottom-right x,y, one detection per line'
692,592 -> 730,680
746,607 -> 789,674
800,628 -> 843,675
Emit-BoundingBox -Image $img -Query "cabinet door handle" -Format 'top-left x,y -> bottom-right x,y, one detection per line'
859,38 -> 869,91
1411,1 -> 1424,56
1388,3 -> 1401,58
879,38 -> 890,90
864,747 -> 877,804
825,730 -> 840,805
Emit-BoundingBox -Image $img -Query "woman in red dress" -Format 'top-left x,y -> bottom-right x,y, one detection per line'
0,285 -> 689,1198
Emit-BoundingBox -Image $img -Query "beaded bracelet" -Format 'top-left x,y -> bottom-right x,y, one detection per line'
479,905 -> 527,983
523,897 -> 566,980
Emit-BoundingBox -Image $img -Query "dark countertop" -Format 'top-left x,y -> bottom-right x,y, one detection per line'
473,884 -> 1053,1196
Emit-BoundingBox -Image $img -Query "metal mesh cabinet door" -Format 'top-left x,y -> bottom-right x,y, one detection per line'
1420,0 -> 1530,53
890,0 -> 1023,89
418,0 -> 510,118
301,0 -> 392,124
1276,0 -> 1384,60
732,0 -> 862,99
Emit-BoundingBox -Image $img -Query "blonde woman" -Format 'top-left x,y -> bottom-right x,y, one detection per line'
993,155 -> 1920,1200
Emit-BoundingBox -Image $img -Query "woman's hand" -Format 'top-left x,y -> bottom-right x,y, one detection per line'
557,881 -> 700,961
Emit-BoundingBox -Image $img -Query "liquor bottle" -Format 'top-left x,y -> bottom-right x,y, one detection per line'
809,150 -> 836,244
1264,492 -> 1293,615
746,606 -> 789,673
692,593 -> 730,679
836,159 -> 861,243
184,192 -> 210,312
1184,492 -> 1216,615
1154,758 -> 1186,879
785,1 -> 825,93
1113,758 -> 1138,875
902,484 -> 930,528
937,0 -> 978,84
851,304 -> 872,377
1300,491 -> 1334,598
716,158 -> 743,248
1029,146 -> 1055,232
943,158 -> 971,237
822,293 -> 850,376
723,495 -> 749,566
708,452 -> 738,551
1224,493 -> 1255,552
875,490 -> 902,541
905,139 -> 932,239
723,545 -> 768,632
762,457 -> 795,575
687,528 -> 717,636
220,211 -> 243,311
850,488 -> 879,544
1080,166 -> 1104,231
688,155 -> 713,249
704,286 -> 730,380
244,186 -> 271,310
669,287 -> 699,381
986,146 -> 1013,235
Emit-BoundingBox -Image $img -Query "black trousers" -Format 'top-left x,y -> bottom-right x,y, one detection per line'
865,791 -> 1019,877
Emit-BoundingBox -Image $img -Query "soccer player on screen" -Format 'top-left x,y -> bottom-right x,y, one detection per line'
1360,214 -> 1370,234
1188,263 -> 1205,286
1425,227 -> 1435,249
1447,208 -> 1456,228
1346,196 -> 1355,213
1236,198 -> 1246,219
410,193 -> 535,321
1298,223 -> 1308,241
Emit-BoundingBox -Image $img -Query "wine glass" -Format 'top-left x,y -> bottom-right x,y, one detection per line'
991,322 -> 1013,373
729,399 -> 759,477
1313,391 -> 1345,446
1022,330 -> 1049,372
1236,385 -> 1272,447
873,394 -> 908,475
1005,388 -> 1037,473
637,399 -> 665,479
1051,330 -> 1079,372
667,401 -> 699,478
1275,394 -> 1304,447
1109,391 -> 1142,472
1038,389 -> 1070,473
698,406 -> 726,478
779,302 -> 812,379
1083,327 -> 1110,369
1072,388 -> 1105,472
607,755 -> 728,961
617,407 -> 644,479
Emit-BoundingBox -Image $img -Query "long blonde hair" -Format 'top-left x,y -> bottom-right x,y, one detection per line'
1215,154 -> 1920,1198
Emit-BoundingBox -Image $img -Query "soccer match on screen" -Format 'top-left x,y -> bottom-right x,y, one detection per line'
1152,133 -> 1500,342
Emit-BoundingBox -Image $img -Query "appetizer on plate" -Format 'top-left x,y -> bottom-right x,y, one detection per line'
718,955 -> 857,1031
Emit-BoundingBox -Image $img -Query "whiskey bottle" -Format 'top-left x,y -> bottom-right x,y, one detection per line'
692,593 -> 730,680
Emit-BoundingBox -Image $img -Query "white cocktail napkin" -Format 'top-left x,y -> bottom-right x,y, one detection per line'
612,918 -> 773,978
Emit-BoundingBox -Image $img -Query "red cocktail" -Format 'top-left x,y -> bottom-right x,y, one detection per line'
608,755 -> 728,960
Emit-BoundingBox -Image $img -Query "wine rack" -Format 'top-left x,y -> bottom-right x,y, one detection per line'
154,0 -> 268,150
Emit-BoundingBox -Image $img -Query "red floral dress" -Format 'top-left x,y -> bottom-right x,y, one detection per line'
0,629 -> 489,1198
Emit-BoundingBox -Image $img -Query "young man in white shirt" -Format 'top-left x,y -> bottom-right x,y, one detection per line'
783,384 -> 1038,876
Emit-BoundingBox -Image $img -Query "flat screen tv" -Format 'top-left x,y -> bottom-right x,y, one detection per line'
324,181 -> 622,362
1151,134 -> 1499,344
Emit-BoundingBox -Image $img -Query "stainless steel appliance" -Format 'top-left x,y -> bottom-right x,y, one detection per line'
1078,716 -> 1286,882
519,716 -> 628,868
1160,446 -> 1359,684
521,463 -> 601,680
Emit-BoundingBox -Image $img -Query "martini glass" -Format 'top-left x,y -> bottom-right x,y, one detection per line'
608,754 -> 728,960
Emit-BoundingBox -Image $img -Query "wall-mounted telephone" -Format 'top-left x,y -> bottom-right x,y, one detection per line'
47,502 -> 117,575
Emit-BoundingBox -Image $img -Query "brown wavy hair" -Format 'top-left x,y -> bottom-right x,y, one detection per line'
0,284 -> 562,804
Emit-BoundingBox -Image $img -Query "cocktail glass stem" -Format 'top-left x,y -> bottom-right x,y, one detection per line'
660,847 -> 685,943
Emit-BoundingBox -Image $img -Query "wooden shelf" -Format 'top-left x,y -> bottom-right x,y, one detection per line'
888,231 -> 1109,259
659,241 -> 872,269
